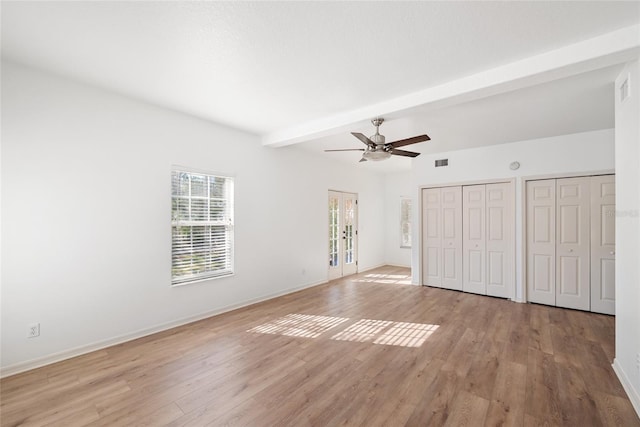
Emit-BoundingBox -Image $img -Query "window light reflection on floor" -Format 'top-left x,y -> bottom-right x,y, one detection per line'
353,273 -> 412,285
246,313 -> 349,338
331,319 -> 393,343
248,314 -> 439,348
372,322 -> 439,348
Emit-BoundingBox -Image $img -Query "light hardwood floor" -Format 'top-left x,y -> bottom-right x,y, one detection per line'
1,266 -> 639,426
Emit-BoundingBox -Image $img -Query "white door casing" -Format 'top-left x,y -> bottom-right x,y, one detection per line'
555,177 -> 590,311
590,175 -> 616,315
526,180 -> 556,306
463,185 -> 486,295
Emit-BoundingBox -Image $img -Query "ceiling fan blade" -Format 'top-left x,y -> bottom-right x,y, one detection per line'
351,132 -> 374,146
359,157 -> 367,162
387,134 -> 430,148
324,149 -> 366,152
390,148 -> 421,158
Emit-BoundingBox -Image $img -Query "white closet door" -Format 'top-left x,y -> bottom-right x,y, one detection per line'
422,188 -> 442,287
441,186 -> 463,291
590,175 -> 616,315
527,180 -> 556,306
463,185 -> 486,295
485,183 -> 512,298
555,177 -> 590,311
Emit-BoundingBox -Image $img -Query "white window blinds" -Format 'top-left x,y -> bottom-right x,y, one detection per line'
171,170 -> 234,285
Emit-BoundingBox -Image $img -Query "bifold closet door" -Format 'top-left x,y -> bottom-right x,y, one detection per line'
422,187 -> 463,290
527,176 -> 614,313
425,183 -> 511,296
422,188 -> 442,287
485,183 -> 512,298
441,186 -> 463,290
556,177 -> 590,311
590,175 -> 616,315
463,185 -> 486,295
463,183 -> 512,297
526,180 -> 556,306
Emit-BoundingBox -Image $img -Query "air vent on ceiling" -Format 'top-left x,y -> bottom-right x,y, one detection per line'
435,159 -> 448,167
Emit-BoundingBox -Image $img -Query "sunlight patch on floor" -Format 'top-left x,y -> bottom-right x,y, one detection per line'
373,322 -> 439,348
331,319 -> 393,343
353,273 -> 412,285
248,314 -> 439,348
246,313 -> 349,338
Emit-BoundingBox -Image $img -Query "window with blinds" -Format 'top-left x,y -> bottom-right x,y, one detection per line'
400,197 -> 412,248
171,169 -> 234,285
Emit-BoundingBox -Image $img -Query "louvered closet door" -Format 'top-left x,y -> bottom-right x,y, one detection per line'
590,175 -> 616,315
556,177 -> 590,311
527,180 -> 556,306
463,185 -> 486,295
422,188 -> 442,287
485,183 -> 511,298
441,186 -> 463,290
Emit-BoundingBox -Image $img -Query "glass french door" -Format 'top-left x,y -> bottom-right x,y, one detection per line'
328,191 -> 358,280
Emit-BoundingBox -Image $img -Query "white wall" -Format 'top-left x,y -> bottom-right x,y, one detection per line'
0,61 -> 386,374
613,59 -> 640,414
383,171 -> 412,268
410,129 -> 615,300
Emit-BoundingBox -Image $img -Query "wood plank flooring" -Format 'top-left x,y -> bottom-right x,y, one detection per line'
1,266 -> 638,426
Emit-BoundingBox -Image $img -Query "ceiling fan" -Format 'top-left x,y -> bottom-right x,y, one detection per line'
325,118 -> 430,162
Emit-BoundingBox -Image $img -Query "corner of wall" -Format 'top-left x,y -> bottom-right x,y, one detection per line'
613,58 -> 640,419
613,358 -> 640,417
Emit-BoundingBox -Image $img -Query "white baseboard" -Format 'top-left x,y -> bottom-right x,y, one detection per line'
612,358 -> 640,418
357,263 -> 419,285
359,263 -> 412,272
357,263 -> 387,273
1,278 -> 327,378
382,263 -> 411,269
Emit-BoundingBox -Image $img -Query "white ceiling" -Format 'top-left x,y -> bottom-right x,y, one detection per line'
2,1 -> 639,172
295,64 -> 622,172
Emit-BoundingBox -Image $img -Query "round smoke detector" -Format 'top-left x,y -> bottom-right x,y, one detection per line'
509,161 -> 520,170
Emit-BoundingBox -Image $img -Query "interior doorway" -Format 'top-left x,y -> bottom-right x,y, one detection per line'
328,191 -> 358,280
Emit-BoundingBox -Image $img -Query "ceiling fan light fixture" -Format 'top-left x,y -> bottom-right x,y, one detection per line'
362,150 -> 392,161
329,117 -> 428,163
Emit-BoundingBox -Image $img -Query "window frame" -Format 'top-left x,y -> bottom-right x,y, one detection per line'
171,167 -> 234,286
400,197 -> 412,248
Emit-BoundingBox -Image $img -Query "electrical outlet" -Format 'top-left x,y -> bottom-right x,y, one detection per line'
27,323 -> 40,338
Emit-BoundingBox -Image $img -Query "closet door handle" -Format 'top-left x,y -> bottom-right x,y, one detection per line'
610,251 -> 615,255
